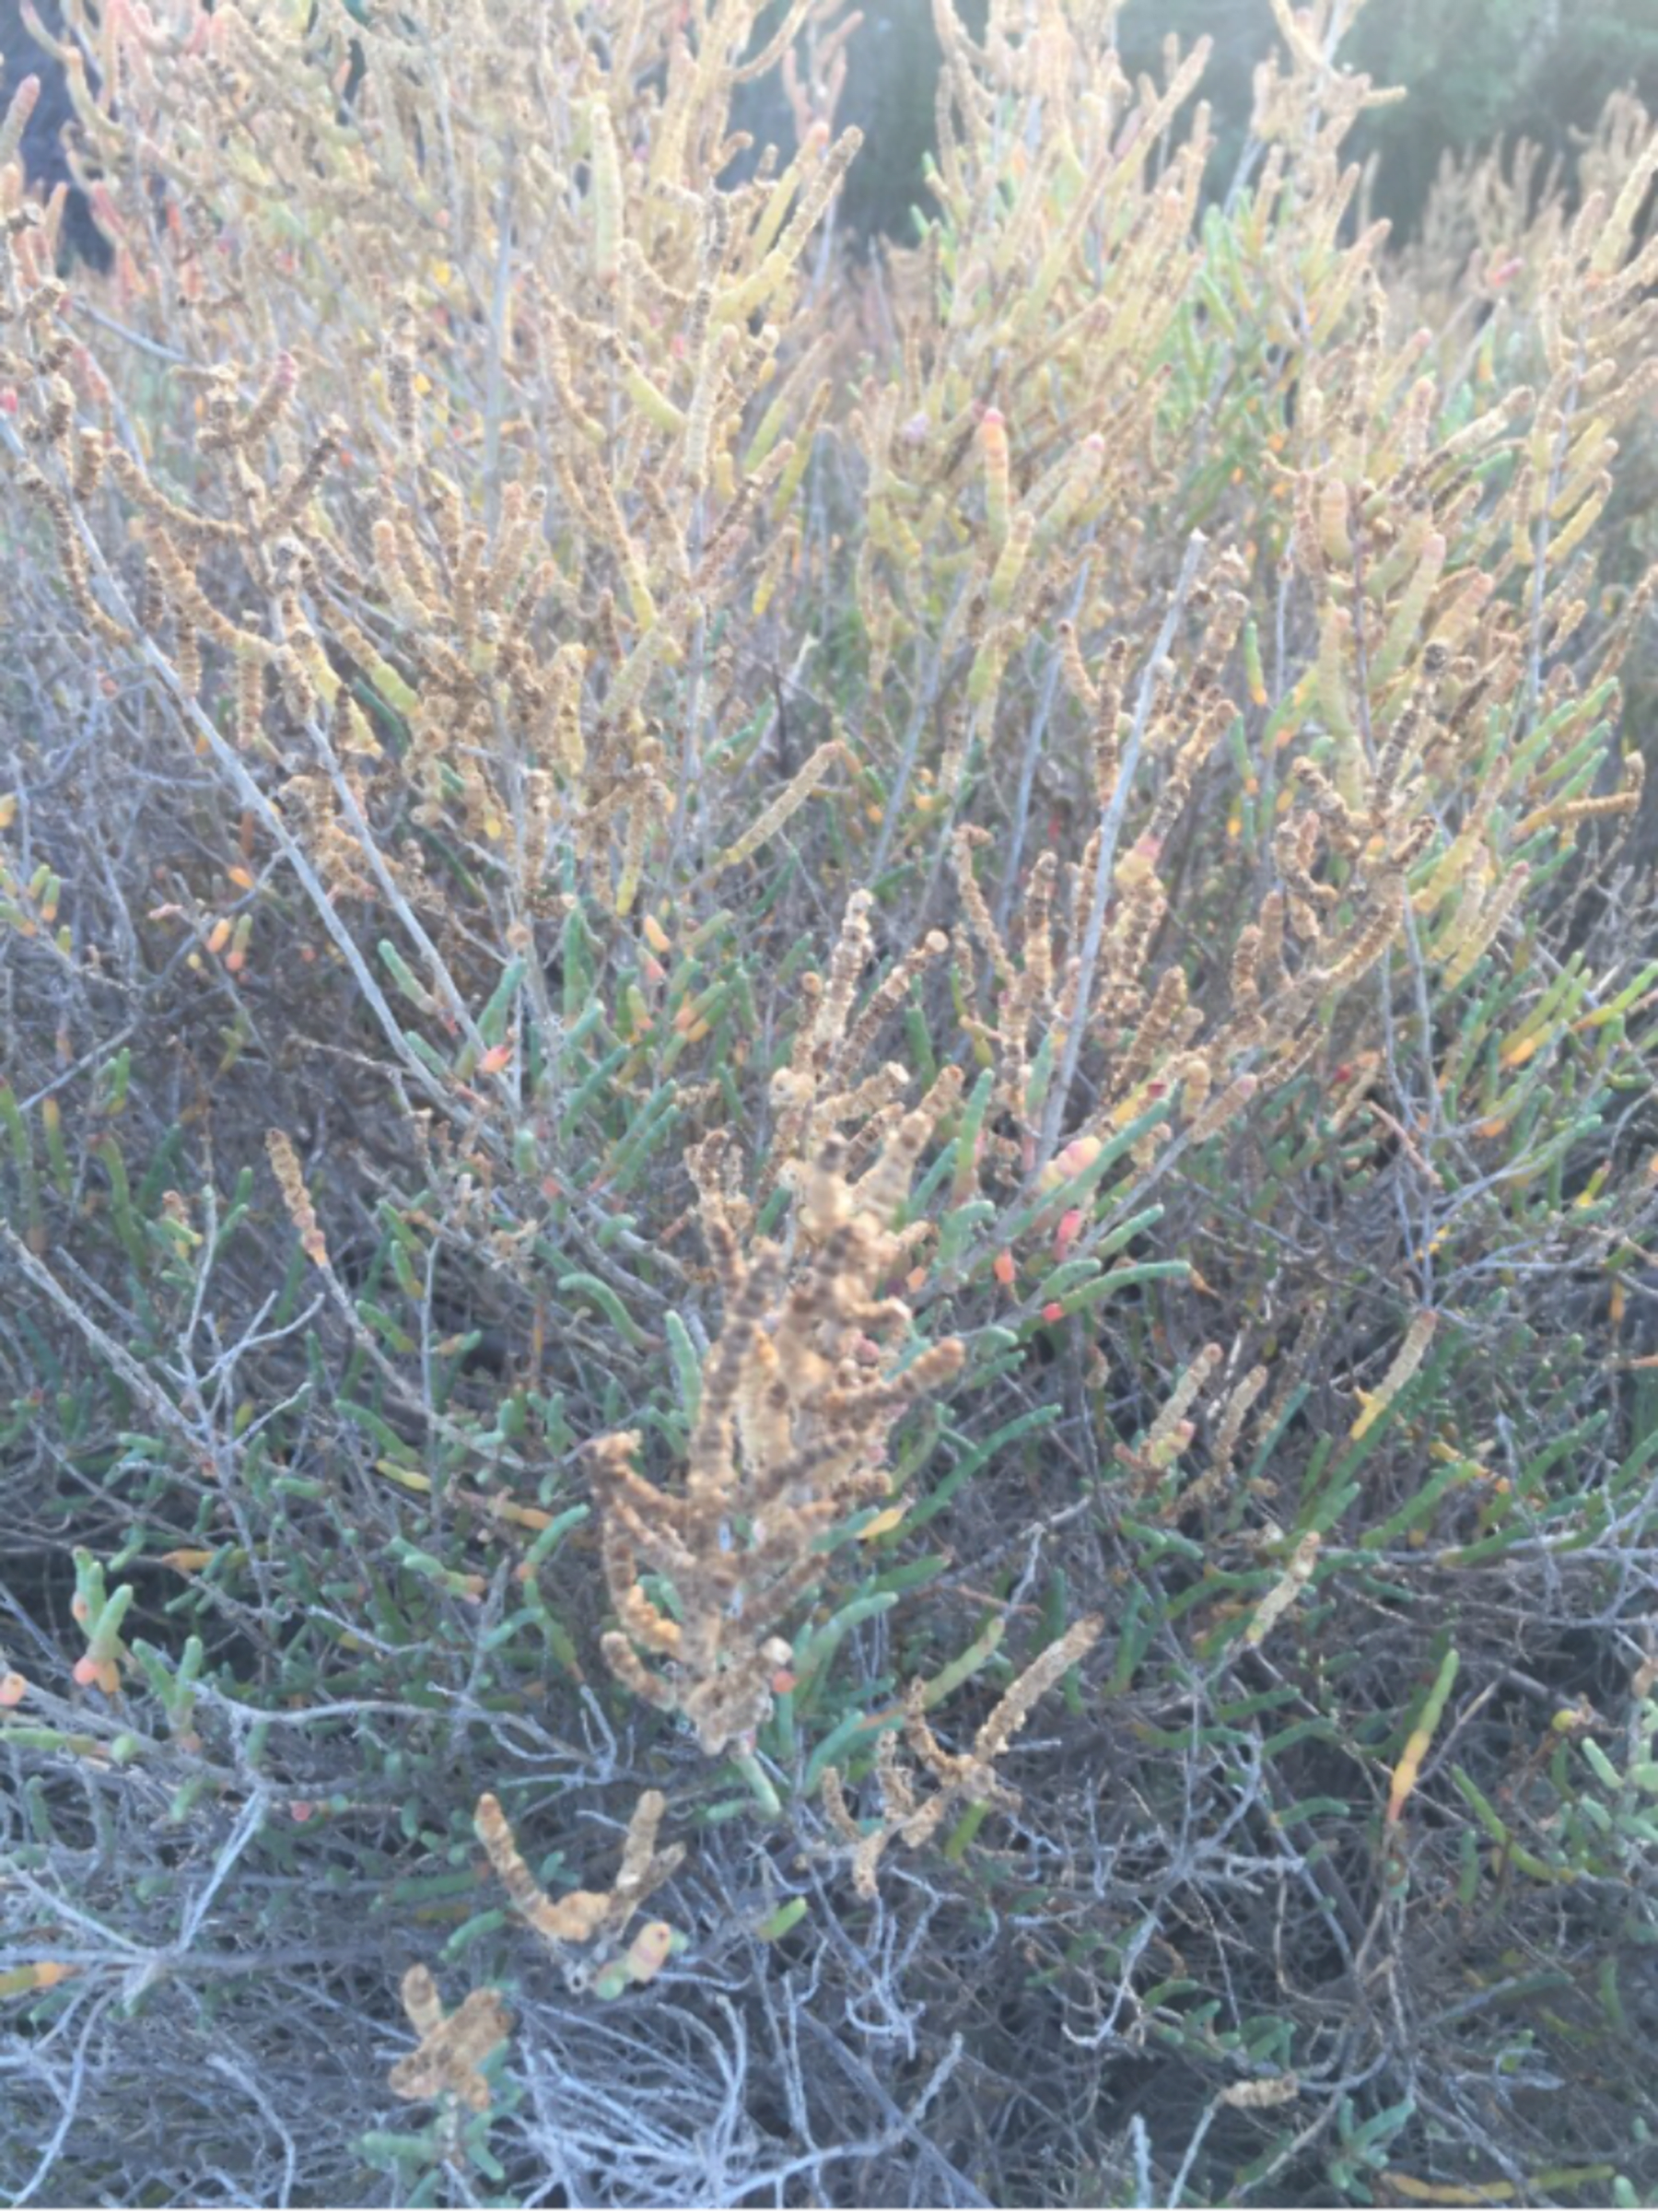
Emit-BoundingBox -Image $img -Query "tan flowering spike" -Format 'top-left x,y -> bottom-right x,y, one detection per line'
1171,1363 -> 1270,1521
707,738 -> 847,880
266,1130 -> 326,1269
1514,783 -> 1641,840
1441,863 -> 1531,990
1351,1311 -> 1439,1440
842,932 -> 952,1081
1221,2074 -> 1301,2111
1185,1072 -> 1259,1144
1113,966 -> 1188,1105
267,420 -> 344,535
235,351 -> 297,450
540,641 -> 589,781
973,1615 -> 1103,1766
104,447 -> 239,544
589,95 -> 625,286
1244,1531 -> 1321,1649
1312,872 -> 1407,993
1057,617 -> 1099,713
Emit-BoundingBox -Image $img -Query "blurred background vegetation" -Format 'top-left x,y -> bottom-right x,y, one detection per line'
6,2 -> 1656,269
736,0 -> 1658,250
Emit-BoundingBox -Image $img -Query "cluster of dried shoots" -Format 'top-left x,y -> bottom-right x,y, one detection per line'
820,1613 -> 1103,1898
473,1786 -> 684,1995
592,1089 -> 965,1758
387,1964 -> 511,2116
0,0 -> 868,1143
843,0 -> 1654,1263
1102,1328 -> 1306,1530
947,531 -> 1435,1198
764,887 -> 956,1194
1260,210 -> 1652,1125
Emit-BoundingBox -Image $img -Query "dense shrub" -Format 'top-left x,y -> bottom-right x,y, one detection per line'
2,2 -> 1657,2206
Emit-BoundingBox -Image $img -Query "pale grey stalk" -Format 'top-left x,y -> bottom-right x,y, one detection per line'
994,554 -> 1094,934
870,576 -> 972,882
303,713 -> 489,1059
1035,531 -> 1208,1170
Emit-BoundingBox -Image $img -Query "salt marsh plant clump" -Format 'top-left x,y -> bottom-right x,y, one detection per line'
2,1 -> 1657,2204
